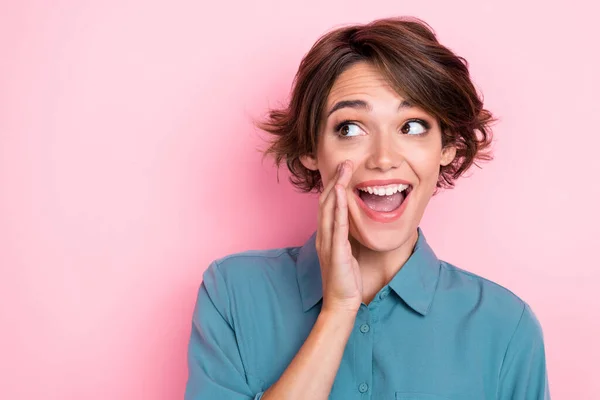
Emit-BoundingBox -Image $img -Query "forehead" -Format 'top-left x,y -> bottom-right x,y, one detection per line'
326,62 -> 404,108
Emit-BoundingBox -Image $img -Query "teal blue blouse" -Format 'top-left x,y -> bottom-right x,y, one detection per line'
185,228 -> 550,399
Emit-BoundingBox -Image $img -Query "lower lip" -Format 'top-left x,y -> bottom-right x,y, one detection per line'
353,188 -> 412,223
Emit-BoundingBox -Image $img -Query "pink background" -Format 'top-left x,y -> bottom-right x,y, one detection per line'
1,1 -> 598,398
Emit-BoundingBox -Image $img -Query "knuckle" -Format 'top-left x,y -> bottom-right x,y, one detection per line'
335,219 -> 349,229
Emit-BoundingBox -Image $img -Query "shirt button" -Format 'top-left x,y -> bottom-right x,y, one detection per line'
360,323 -> 370,333
358,382 -> 369,393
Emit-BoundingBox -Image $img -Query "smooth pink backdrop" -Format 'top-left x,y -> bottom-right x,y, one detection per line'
1,1 -> 598,398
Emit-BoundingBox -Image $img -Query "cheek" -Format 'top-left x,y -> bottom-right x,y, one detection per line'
408,148 -> 443,182
317,141 -> 353,185
318,161 -> 341,189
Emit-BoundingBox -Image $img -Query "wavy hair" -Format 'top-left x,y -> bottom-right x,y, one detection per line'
257,16 -> 496,193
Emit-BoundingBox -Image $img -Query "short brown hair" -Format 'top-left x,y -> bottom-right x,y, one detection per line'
257,16 -> 496,194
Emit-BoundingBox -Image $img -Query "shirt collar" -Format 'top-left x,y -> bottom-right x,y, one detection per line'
296,227 -> 441,315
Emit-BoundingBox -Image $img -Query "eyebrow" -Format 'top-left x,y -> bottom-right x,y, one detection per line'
326,99 -> 413,117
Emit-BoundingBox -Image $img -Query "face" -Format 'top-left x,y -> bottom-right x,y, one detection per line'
300,62 -> 456,252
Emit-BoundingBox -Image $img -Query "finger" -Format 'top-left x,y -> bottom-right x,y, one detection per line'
336,160 -> 353,190
321,160 -> 353,238
319,162 -> 343,207
319,161 -> 348,256
317,161 -> 344,251
332,183 -> 350,262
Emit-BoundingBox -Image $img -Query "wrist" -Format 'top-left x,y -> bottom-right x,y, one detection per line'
319,305 -> 359,322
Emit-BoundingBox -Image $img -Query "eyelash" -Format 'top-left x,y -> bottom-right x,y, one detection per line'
334,119 -> 431,139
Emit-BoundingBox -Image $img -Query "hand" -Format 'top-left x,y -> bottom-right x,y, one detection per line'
316,160 -> 363,314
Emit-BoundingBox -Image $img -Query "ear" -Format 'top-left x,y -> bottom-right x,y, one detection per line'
440,145 -> 457,167
299,153 -> 319,171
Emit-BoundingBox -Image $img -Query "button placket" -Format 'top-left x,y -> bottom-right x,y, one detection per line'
355,306 -> 373,397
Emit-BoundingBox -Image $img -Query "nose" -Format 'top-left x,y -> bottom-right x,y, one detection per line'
364,130 -> 403,172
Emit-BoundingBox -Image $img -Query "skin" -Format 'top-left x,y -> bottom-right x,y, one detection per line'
300,61 -> 457,305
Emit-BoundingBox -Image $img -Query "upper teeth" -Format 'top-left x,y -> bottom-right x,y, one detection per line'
358,184 -> 410,196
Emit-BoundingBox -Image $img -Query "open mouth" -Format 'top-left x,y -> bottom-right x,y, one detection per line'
352,182 -> 413,222
355,183 -> 412,212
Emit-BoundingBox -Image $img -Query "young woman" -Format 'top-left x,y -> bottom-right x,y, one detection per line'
184,17 -> 550,400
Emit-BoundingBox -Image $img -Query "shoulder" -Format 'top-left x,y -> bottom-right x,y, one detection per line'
201,245 -> 302,303
196,244 -> 307,334
207,245 -> 300,281
437,260 -> 541,335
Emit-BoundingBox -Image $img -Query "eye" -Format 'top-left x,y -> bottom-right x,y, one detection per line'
401,119 -> 429,135
336,122 -> 364,138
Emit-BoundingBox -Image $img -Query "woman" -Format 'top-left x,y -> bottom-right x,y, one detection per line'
185,17 -> 550,399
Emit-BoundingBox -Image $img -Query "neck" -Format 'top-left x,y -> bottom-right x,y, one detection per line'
349,229 -> 419,301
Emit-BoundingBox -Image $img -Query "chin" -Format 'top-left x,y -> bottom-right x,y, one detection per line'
348,209 -> 417,254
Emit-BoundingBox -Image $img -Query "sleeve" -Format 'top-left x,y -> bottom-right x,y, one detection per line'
184,260 -> 265,400
497,302 -> 551,400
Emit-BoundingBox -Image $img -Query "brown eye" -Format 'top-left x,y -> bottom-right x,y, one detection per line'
337,123 -> 362,138
401,120 -> 428,135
